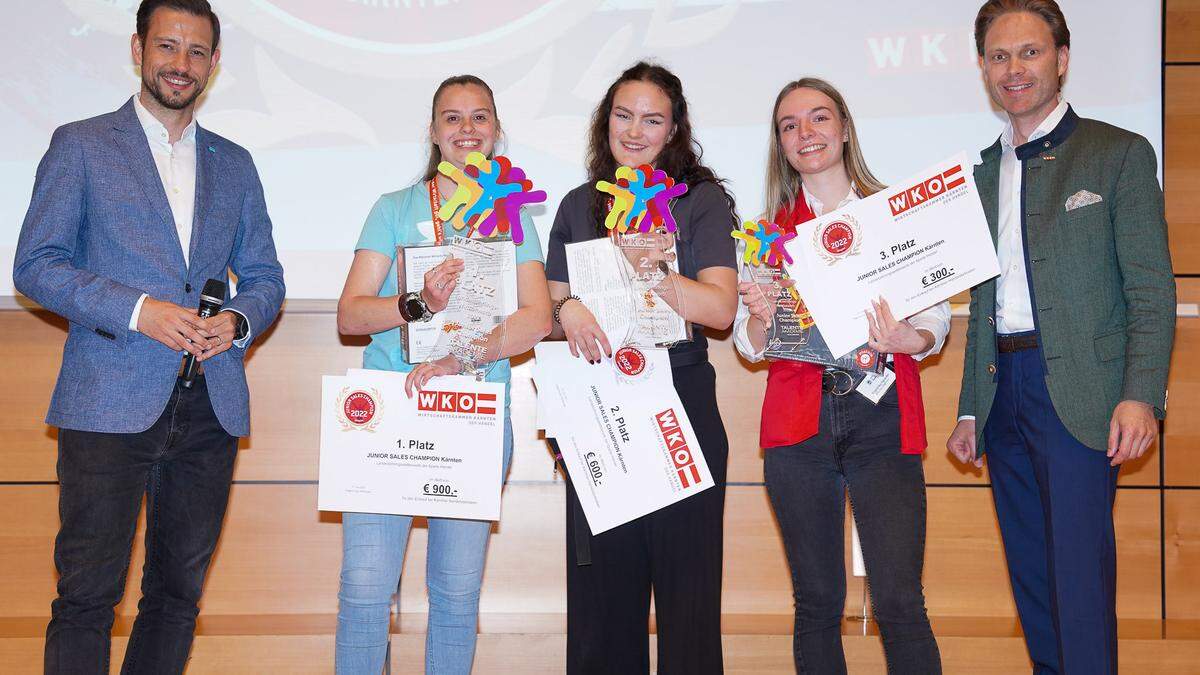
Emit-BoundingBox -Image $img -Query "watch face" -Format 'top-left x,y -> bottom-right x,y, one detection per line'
405,297 -> 426,321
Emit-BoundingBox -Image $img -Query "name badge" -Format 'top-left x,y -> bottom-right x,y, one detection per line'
856,367 -> 896,405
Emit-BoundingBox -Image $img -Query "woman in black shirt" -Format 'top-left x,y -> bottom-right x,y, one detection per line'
543,61 -> 739,675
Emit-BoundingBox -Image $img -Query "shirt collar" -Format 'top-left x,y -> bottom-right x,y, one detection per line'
802,181 -> 859,216
132,94 -> 197,144
1001,97 -> 1068,152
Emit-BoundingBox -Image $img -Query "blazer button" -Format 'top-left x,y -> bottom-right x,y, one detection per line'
987,364 -> 997,375
185,283 -> 193,293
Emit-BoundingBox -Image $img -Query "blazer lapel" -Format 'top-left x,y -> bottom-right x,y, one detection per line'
111,99 -> 187,269
974,140 -> 1002,248
191,126 -> 216,267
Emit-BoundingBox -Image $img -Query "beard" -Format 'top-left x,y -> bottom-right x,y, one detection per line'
143,69 -> 204,111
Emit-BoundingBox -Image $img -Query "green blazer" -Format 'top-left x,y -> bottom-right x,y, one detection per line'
959,107 -> 1176,454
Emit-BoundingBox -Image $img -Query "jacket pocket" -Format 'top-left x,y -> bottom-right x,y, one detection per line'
1093,328 -> 1126,362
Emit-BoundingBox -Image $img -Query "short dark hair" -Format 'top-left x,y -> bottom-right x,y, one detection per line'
137,0 -> 221,51
974,0 -> 1070,56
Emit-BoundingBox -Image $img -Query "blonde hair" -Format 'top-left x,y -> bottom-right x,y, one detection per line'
764,78 -> 886,218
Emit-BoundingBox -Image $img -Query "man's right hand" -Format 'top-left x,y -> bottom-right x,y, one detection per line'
947,419 -> 983,467
137,297 -> 212,356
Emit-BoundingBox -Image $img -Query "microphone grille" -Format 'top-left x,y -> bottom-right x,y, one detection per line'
200,279 -> 228,305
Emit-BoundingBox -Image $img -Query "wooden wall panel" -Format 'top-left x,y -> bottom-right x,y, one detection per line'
1166,491 -> 1200,627
0,312 -> 64,482
1166,279 -> 1200,486
1,303 -> 1164,487
0,483 -> 1160,629
1167,0 -> 1200,62
1166,67 -> 1200,274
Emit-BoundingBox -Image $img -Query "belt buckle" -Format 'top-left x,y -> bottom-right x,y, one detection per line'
823,369 -> 855,396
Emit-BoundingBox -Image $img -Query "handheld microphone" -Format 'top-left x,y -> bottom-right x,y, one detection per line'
180,278 -> 227,389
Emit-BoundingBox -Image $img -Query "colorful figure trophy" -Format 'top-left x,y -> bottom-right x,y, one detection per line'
732,219 -> 883,376
429,152 -> 546,375
597,165 -> 690,348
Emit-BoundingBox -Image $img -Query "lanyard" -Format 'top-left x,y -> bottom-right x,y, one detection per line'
428,178 -> 475,244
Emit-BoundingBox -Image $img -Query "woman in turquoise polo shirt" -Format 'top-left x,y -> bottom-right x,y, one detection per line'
333,74 -> 552,674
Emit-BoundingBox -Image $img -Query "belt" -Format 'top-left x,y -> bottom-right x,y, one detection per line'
997,333 -> 1039,353
668,348 -> 708,369
821,369 -> 856,396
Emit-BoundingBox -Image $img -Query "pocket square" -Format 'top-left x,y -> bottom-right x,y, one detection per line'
1065,190 -> 1103,211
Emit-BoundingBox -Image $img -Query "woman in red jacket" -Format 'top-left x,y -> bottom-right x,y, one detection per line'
733,77 -> 948,675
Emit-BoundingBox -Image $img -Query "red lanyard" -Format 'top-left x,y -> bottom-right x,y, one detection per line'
428,178 -> 477,244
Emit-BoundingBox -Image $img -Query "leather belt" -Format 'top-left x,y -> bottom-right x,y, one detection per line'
821,369 -> 856,396
997,332 -> 1039,353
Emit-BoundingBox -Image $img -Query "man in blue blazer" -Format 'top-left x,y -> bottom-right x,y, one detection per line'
13,1 -> 284,672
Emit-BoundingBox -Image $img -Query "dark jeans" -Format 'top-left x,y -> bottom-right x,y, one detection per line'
564,362 -> 729,675
45,376 -> 238,675
985,344 -> 1119,674
764,384 -> 941,675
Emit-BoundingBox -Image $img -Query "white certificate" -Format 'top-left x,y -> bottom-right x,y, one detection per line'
782,152 -> 1000,357
565,236 -> 687,349
400,237 -> 518,363
319,370 -> 505,521
533,343 -> 712,534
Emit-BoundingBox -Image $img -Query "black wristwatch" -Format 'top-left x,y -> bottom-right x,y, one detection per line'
221,310 -> 249,341
399,291 -> 434,323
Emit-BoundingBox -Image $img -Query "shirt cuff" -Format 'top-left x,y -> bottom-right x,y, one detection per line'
958,415 -> 976,422
905,302 -> 951,361
128,293 -> 149,332
221,308 -> 253,348
732,312 -> 767,362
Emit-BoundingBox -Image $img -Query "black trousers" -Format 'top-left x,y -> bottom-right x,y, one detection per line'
44,376 -> 238,675
563,361 -> 729,675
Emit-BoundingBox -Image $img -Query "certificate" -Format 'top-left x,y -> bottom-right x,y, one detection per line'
565,235 -> 687,349
533,343 -> 713,534
782,152 -> 1000,357
318,370 -> 505,521
399,236 -> 518,363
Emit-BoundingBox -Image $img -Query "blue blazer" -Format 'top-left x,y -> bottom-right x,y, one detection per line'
14,98 -> 285,437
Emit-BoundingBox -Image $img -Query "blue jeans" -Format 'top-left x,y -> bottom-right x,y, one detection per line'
335,412 -> 513,675
764,385 -> 940,675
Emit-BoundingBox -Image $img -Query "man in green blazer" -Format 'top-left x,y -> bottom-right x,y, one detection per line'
947,1 -> 1175,673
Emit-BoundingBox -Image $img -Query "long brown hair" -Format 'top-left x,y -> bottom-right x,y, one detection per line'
585,61 -> 737,236
421,74 -> 500,182
763,78 -> 885,218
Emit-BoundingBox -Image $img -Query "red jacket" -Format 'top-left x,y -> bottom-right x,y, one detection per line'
759,196 -> 927,454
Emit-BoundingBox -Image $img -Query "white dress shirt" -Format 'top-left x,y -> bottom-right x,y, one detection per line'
128,95 -> 198,331
958,98 -> 1070,422
732,184 -> 951,363
125,96 -> 251,346
995,97 -> 1069,334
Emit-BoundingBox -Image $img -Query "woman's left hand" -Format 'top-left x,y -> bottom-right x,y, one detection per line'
405,354 -> 463,397
865,297 -> 933,356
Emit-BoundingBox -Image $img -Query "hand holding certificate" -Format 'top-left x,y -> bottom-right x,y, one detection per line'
782,152 -> 1001,357
319,370 -> 506,521
533,343 -> 712,533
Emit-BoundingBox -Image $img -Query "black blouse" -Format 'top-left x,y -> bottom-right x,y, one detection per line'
545,180 -> 737,366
